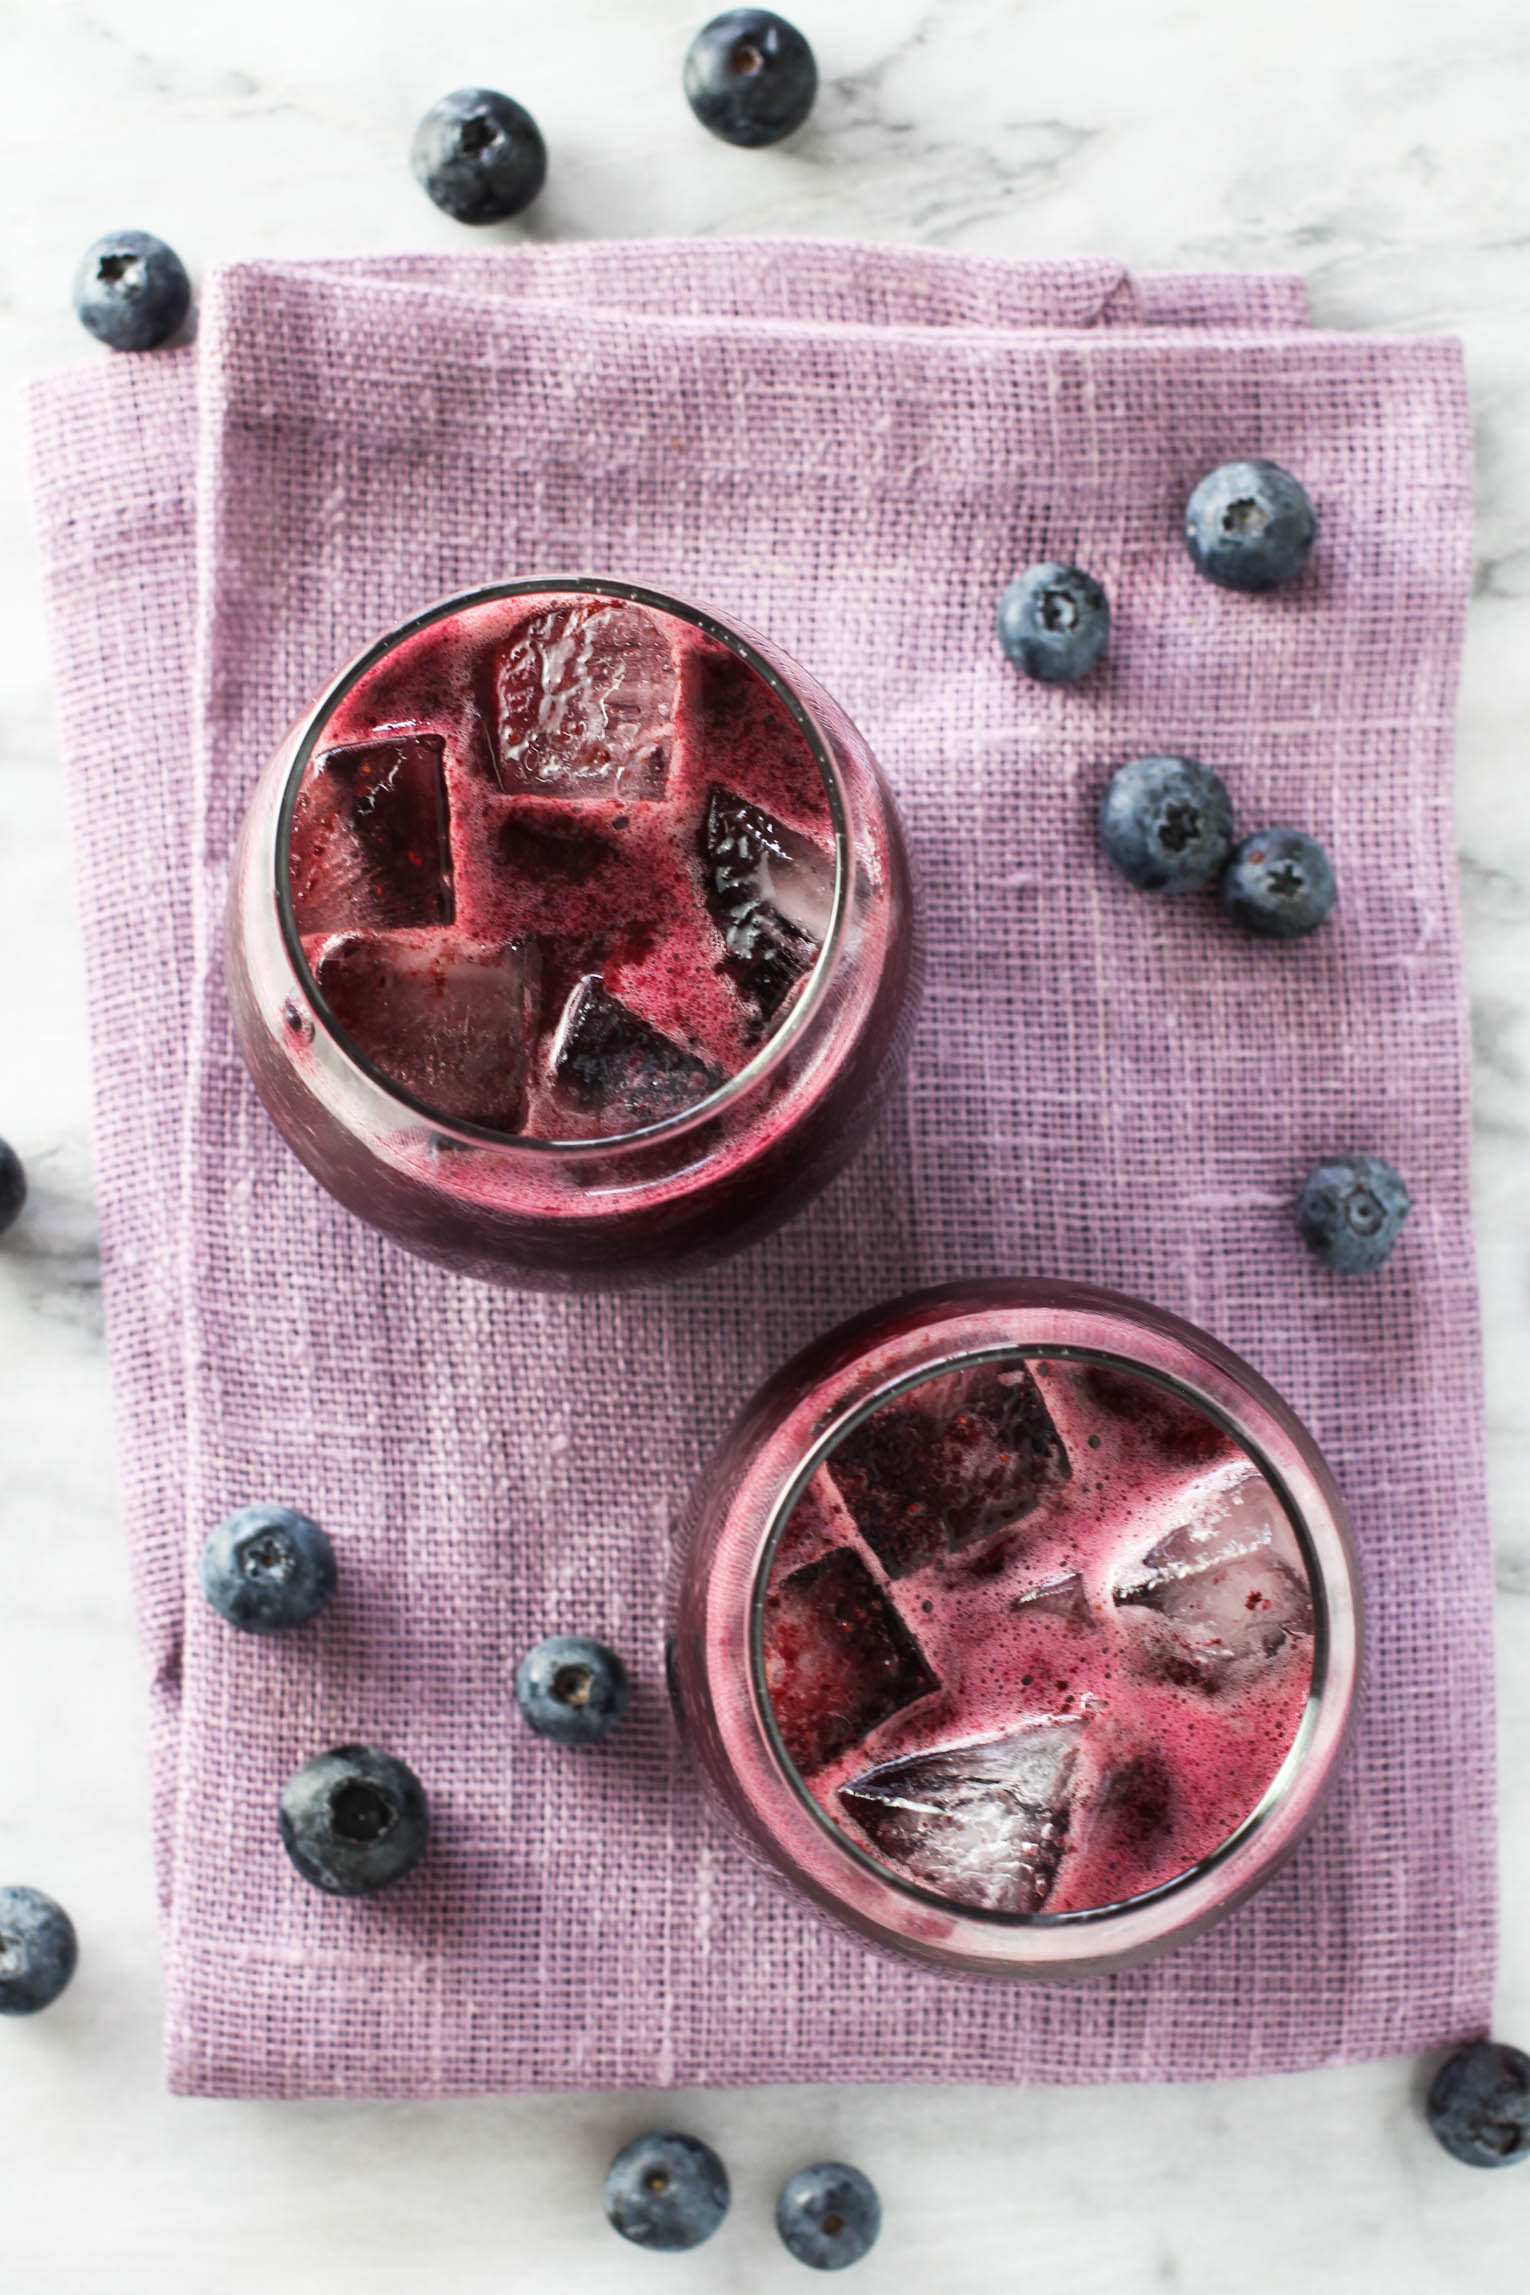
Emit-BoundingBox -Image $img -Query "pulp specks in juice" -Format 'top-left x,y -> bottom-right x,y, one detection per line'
286,593 -> 836,1138
760,1356 -> 1317,1916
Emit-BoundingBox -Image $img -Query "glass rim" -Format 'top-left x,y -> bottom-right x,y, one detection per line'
274,574 -> 854,1155
746,1338 -> 1331,1932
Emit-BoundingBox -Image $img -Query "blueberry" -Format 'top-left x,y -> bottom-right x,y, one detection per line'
776,2162 -> 882,2271
0,1137 -> 25,1236
684,10 -> 817,146
515,1634 -> 629,1745
278,1746 -> 429,1896
997,562 -> 1110,685
1184,459 -> 1316,591
1222,827 -> 1336,938
1426,2042 -> 1530,2168
72,231 -> 190,353
1098,755 -> 1234,893
0,1887 -> 78,2016
604,2132 -> 730,2251
200,1503 -> 337,1634
411,88 -> 547,224
1295,1153 -> 1410,1275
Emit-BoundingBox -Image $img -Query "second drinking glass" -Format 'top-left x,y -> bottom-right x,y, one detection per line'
669,1280 -> 1364,1979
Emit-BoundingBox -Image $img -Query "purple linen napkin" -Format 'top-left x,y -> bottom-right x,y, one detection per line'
28,241 -> 1491,2097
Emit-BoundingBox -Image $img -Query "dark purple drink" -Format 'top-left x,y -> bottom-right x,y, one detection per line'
225,581 -> 918,1287
670,1281 -> 1363,1978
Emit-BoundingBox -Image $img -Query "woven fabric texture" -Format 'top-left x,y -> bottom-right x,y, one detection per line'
27,241 -> 1491,2098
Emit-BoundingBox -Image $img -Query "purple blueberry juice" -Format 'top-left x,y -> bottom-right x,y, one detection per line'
670,1281 -> 1362,1977
225,581 -> 917,1287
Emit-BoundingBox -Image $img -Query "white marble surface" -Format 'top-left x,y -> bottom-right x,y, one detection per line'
2,0 -> 1528,2284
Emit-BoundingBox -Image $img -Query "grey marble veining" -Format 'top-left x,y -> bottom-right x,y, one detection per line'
2,0 -> 1528,2287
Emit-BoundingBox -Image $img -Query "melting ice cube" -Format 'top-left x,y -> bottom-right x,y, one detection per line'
839,1717 -> 1085,1914
549,976 -> 723,1132
488,600 -> 676,799
1010,1569 -> 1093,1626
827,1363 -> 1070,1580
763,1545 -> 939,1777
310,930 -> 537,1132
289,736 -> 453,935
1113,1466 -> 1314,1686
699,785 -> 836,1026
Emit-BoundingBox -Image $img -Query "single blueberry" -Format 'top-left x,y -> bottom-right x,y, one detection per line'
515,1634 -> 629,1746
0,1886 -> 78,2016
1184,459 -> 1316,591
684,10 -> 818,146
0,1136 -> 26,1236
1426,2042 -> 1530,2168
997,562 -> 1110,685
1295,1154 -> 1411,1275
604,2131 -> 730,2251
1098,755 -> 1234,893
200,1503 -> 337,1634
776,2161 -> 882,2270
72,231 -> 190,353
1222,826 -> 1336,938
411,88 -> 547,224
278,1746 -> 429,1896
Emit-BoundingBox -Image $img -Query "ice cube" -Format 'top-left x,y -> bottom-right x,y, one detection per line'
1010,1568 -> 1093,1626
828,1363 -> 1070,1580
1113,1466 -> 1314,1686
839,1717 -> 1085,1914
310,930 -> 537,1131
488,600 -> 676,799
763,1545 -> 939,1777
289,736 -> 453,935
699,785 -> 836,1026
549,976 -> 723,1131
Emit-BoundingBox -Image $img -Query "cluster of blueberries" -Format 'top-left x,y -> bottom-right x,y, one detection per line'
1001,456 -> 1412,1279
607,2138 -> 879,2264
1001,458 -> 1335,929
193,1501 -> 629,1895
71,9 -> 820,354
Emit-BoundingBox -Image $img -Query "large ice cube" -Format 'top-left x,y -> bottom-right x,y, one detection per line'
1113,1466 -> 1314,1687
763,1545 -> 939,1777
488,600 -> 676,799
549,976 -> 723,1131
828,1363 -> 1070,1580
839,1717 -> 1085,1914
699,785 -> 836,1026
310,930 -> 537,1131
289,736 -> 453,935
